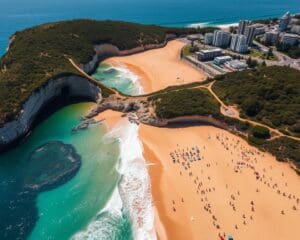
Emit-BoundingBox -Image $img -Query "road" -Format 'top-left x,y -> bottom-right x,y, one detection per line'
253,40 -> 300,71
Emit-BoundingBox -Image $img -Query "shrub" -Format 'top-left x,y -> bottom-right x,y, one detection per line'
251,125 -> 270,139
248,135 -> 266,145
212,66 -> 300,135
0,20 -> 196,124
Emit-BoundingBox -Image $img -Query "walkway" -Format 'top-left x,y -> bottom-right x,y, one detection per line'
68,58 -> 120,96
200,81 -> 300,141
69,56 -> 299,142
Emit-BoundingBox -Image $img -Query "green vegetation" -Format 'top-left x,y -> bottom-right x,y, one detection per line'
148,88 -> 221,119
246,57 -> 258,68
182,45 -> 193,57
0,19 -> 195,125
147,80 -> 300,170
250,125 -> 270,139
247,135 -> 300,169
253,18 -> 278,25
248,48 -> 277,61
213,66 -> 300,136
196,27 -> 219,34
261,137 -> 300,169
276,42 -> 300,59
181,44 -> 199,57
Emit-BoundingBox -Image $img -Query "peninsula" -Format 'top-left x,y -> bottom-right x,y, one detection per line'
0,18 -> 299,240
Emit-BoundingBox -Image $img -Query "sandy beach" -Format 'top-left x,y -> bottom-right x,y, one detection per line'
94,109 -> 124,130
96,40 -> 300,240
139,124 -> 300,240
104,40 -> 207,93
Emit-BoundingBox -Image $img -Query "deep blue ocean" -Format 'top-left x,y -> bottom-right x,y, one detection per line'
1,0 -> 300,56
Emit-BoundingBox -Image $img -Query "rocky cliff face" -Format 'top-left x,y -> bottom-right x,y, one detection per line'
81,34 -> 177,74
0,75 -> 101,151
0,36 -> 177,151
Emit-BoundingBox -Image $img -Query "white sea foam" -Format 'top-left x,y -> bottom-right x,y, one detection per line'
187,21 -> 211,28
108,119 -> 156,240
72,120 -> 156,240
72,64 -> 152,239
114,64 -> 144,95
214,22 -> 239,29
72,187 -> 125,240
186,21 -> 238,30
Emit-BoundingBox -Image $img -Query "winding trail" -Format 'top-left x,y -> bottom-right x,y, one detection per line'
69,57 -> 299,142
68,58 -> 121,96
200,81 -> 300,141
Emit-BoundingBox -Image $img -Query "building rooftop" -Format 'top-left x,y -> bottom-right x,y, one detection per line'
199,48 -> 222,54
283,33 -> 299,38
226,60 -> 248,69
215,55 -> 232,60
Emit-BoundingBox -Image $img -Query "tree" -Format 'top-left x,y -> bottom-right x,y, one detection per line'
267,48 -> 273,58
242,97 -> 262,116
251,125 -> 271,139
247,57 -> 258,68
229,26 -> 236,33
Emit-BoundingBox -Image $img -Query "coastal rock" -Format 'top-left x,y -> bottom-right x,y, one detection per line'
0,37 -> 178,151
81,34 -> 176,74
72,118 -> 104,133
0,75 -> 101,151
24,141 -> 81,192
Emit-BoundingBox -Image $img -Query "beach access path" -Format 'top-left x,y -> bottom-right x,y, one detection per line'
199,82 -> 300,141
68,45 -> 300,142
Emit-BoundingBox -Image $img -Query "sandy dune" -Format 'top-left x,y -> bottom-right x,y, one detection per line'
104,40 -> 207,93
139,125 -> 300,240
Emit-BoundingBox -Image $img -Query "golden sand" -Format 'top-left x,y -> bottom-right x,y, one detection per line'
96,42 -> 300,239
139,125 -> 300,240
104,40 -> 207,93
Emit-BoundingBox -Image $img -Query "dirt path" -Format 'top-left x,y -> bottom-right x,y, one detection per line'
69,57 -> 299,142
68,58 -> 120,96
201,82 -> 300,141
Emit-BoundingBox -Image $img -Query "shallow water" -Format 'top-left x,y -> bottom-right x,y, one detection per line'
0,103 -> 130,239
92,63 -> 143,96
0,62 -> 148,239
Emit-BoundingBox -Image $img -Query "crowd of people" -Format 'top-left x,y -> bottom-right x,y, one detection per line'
167,132 -> 299,239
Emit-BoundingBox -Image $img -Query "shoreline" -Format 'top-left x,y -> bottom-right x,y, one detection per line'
95,110 -> 158,239
104,60 -> 153,94
104,40 -> 207,94
139,124 -> 300,240
142,142 -> 169,240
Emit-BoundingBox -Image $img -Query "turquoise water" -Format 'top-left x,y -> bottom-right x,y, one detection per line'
92,63 -> 142,95
0,64 -> 142,239
1,0 -> 300,55
0,103 -> 131,239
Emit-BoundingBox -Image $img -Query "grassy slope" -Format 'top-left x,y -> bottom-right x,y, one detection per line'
0,19 -> 195,125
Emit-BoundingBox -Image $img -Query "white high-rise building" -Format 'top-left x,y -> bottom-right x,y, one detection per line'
278,12 -> 291,32
230,34 -> 248,53
230,34 -> 239,50
204,33 -> 214,45
213,30 -> 231,48
264,31 -> 279,45
291,25 -> 300,35
237,20 -> 251,35
281,33 -> 299,46
245,25 -> 257,46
